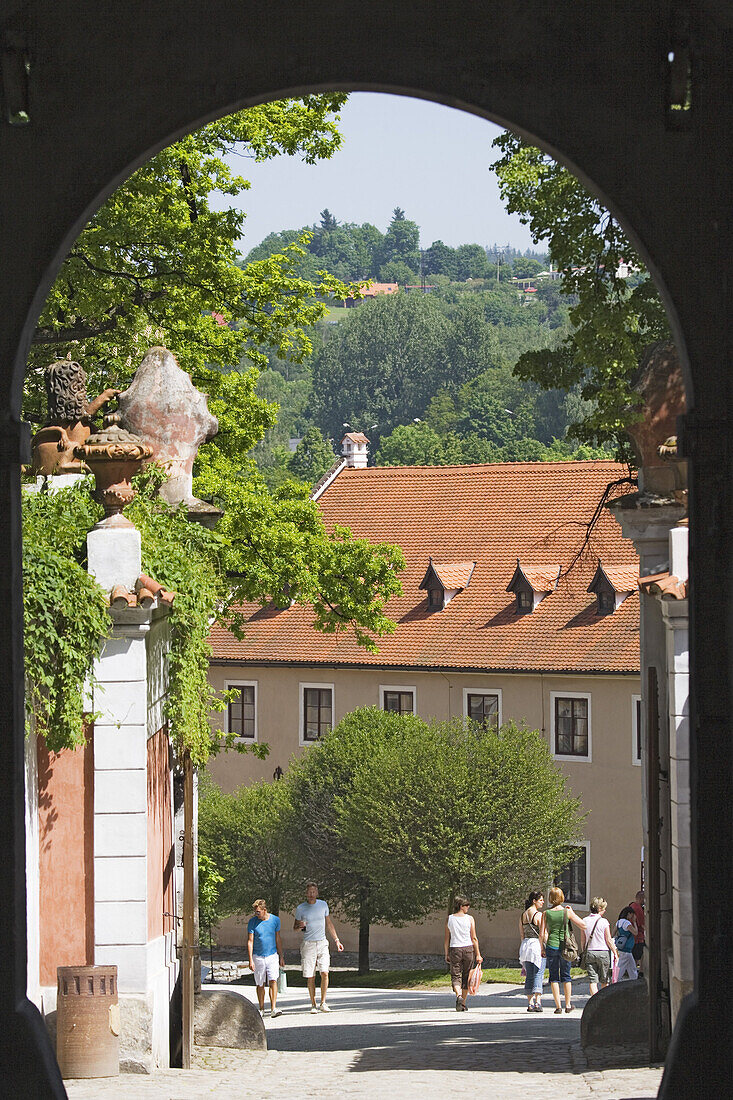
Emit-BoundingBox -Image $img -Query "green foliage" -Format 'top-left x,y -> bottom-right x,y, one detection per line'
491,132 -> 670,448
378,207 -> 420,277
26,95 -> 352,418
288,426 -> 337,484
287,708 -> 431,937
198,774 -> 301,918
22,483 -> 109,752
337,717 -> 585,915
199,850 -> 225,935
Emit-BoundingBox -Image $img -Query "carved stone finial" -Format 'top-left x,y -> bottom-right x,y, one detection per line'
74,419 -> 153,521
31,359 -> 120,475
117,347 -> 218,510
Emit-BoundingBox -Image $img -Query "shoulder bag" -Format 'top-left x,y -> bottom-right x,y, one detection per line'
580,917 -> 601,970
560,908 -> 580,964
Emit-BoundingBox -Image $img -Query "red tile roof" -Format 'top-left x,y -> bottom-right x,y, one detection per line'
421,560 -> 476,591
507,561 -> 560,595
638,571 -> 688,600
588,561 -> 638,595
342,432 -> 370,444
210,461 -> 640,673
107,574 -> 175,609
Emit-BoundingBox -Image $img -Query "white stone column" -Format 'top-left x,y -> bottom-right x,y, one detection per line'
92,620 -> 150,993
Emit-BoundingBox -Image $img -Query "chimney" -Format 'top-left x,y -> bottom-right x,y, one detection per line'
340,432 -> 369,469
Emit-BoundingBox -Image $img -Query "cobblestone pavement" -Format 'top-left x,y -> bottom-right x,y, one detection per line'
65,982 -> 664,1100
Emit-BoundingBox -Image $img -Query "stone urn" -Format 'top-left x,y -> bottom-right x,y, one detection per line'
74,416 -> 153,519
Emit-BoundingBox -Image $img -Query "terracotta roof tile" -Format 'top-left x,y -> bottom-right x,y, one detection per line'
210,461 -> 640,673
421,560 -> 475,591
588,562 -> 638,595
638,571 -> 688,600
342,432 -> 369,445
507,561 -> 560,594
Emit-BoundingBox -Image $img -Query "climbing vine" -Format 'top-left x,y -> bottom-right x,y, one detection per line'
22,476 -> 253,765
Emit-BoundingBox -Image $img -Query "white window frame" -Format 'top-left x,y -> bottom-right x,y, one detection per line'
379,684 -> 417,715
551,690 -> 592,762
553,840 -> 590,911
299,682 -> 335,746
462,687 -> 503,729
632,693 -> 642,766
225,680 -> 258,743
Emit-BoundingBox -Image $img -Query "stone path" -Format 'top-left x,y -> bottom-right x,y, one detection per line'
64,982 -> 664,1099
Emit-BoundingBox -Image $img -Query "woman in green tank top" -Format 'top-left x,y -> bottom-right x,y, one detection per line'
540,886 -> 587,1013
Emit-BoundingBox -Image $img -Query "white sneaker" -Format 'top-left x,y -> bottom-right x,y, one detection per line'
271,1009 -> 283,1018
310,1005 -> 319,1014
319,1003 -> 331,1012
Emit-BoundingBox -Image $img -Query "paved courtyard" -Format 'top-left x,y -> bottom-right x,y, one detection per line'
65,981 -> 664,1099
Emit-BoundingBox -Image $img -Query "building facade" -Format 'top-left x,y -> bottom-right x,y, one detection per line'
208,454 -> 643,959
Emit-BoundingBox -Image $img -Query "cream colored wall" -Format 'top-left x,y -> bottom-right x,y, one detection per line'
207,664 -> 642,959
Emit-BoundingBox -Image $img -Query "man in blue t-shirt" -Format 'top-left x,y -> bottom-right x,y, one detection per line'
293,881 -> 343,1012
247,899 -> 284,1017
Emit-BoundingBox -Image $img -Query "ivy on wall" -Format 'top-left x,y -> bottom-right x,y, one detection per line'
22,477 -> 255,765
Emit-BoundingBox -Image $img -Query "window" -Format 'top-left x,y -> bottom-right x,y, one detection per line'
381,686 -> 416,715
301,684 -> 333,743
465,691 -> 500,730
598,589 -> 615,614
517,589 -> 532,612
551,692 -> 591,760
554,843 -> 589,909
427,586 -> 443,611
632,694 -> 642,765
227,682 -> 256,741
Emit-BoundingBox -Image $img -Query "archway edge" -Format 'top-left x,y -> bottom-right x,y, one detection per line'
3,0 -> 721,413
13,78 -> 693,406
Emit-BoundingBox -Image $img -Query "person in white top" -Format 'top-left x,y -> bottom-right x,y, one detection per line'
293,882 -> 344,1013
444,896 -> 483,1012
582,897 -> 618,995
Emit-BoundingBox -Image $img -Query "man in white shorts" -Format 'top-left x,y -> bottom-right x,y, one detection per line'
247,898 -> 284,1017
293,882 -> 343,1013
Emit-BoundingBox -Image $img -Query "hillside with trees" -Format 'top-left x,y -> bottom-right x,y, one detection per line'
243,208 -> 612,483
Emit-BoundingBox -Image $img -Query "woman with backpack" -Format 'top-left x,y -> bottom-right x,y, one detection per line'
582,897 -> 618,995
518,890 -> 545,1012
540,886 -> 587,1014
614,906 -> 639,980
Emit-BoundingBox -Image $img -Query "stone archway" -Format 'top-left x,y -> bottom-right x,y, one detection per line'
1,3 -> 731,1095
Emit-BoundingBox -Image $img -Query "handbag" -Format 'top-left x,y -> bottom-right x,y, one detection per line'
560,909 -> 580,964
467,961 -> 482,995
580,916 -> 602,970
277,967 -> 287,995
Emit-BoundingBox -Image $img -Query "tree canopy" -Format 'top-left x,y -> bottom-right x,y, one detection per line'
337,716 -> 585,917
491,132 -> 671,449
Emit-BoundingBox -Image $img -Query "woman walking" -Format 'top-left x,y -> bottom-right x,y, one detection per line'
444,896 -> 483,1011
582,898 -> 618,995
540,886 -> 587,1013
519,890 -> 545,1012
614,906 -> 639,981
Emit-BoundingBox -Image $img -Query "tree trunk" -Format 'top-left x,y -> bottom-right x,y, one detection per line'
358,890 -> 370,974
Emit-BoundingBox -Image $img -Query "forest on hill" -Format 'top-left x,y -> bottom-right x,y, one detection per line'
242,208 -> 612,487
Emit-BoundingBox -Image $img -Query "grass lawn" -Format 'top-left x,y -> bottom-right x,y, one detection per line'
253,966 -> 588,990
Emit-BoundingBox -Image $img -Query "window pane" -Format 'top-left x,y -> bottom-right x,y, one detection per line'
636,699 -> 642,761
241,717 -> 254,738
557,733 -> 572,755
241,686 -> 254,705
399,692 -> 413,713
573,699 -> 588,719
384,692 -> 398,712
557,698 -> 572,718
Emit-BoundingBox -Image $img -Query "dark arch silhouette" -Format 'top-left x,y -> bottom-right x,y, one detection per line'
1,4 -> 730,1096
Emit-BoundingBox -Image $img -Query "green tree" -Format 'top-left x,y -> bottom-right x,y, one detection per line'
423,240 -> 458,280
337,718 -> 585,917
491,132 -> 670,448
454,243 -> 491,281
26,96 -> 352,415
378,207 -> 420,276
198,776 -> 302,919
376,422 -> 462,466
289,426 -> 337,484
310,292 -> 451,441
287,708 -> 430,972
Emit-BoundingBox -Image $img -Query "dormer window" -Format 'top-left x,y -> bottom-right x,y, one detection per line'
506,561 -> 560,614
587,560 -> 636,615
419,559 -> 475,612
427,586 -> 443,611
517,589 -> 533,613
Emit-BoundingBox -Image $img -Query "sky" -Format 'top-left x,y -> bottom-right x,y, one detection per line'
214,93 -> 538,256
